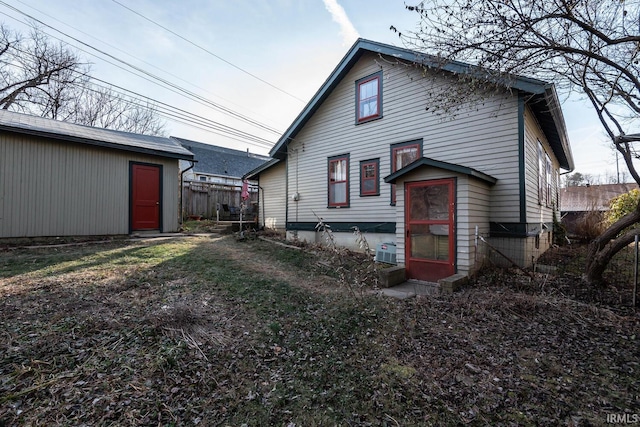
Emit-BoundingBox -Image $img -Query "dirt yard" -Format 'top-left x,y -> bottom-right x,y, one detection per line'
1,235 -> 638,426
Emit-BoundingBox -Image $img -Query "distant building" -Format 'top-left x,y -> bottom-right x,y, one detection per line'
560,183 -> 639,235
172,137 -> 270,187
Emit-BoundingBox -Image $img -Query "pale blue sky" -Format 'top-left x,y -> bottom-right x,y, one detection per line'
1,0 -> 628,180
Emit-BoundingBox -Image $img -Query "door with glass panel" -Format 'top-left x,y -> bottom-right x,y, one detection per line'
405,179 -> 455,281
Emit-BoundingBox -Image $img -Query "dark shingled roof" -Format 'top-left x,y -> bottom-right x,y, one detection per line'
560,183 -> 639,212
172,137 -> 270,178
0,109 -> 193,160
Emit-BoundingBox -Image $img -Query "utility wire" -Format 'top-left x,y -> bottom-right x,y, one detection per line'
0,3 -> 282,136
0,5 -> 277,148
110,0 -> 306,104
0,26 -> 275,149
13,0 -> 285,132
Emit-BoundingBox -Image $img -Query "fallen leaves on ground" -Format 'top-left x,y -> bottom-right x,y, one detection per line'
0,236 -> 638,426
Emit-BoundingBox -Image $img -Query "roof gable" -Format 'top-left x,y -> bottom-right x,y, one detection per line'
384,157 -> 497,185
269,38 -> 573,170
0,110 -> 193,160
172,137 -> 269,178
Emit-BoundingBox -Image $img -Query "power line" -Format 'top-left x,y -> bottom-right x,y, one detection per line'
13,0 -> 285,132
0,5 -> 278,148
110,0 -> 307,104
0,3 -> 284,136
0,19 -> 276,149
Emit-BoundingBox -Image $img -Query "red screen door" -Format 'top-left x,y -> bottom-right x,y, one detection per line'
131,164 -> 161,231
405,179 -> 455,282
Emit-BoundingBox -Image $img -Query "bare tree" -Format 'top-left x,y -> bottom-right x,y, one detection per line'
64,85 -> 166,135
0,23 -> 165,136
398,0 -> 640,285
0,24 -> 87,112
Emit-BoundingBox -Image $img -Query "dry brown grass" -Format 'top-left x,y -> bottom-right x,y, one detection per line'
1,235 -> 639,426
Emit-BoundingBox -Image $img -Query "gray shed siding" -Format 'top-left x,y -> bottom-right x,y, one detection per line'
259,161 -> 287,231
0,133 -> 180,238
286,51 -> 520,230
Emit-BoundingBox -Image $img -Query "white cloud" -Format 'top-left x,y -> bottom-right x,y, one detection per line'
322,0 -> 360,46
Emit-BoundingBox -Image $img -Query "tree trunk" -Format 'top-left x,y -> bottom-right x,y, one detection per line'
584,204 -> 640,285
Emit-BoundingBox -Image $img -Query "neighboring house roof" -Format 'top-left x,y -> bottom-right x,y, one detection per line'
560,183 -> 639,212
385,157 -> 498,185
243,158 -> 281,180
0,109 -> 193,160
269,38 -> 574,171
172,137 -> 270,179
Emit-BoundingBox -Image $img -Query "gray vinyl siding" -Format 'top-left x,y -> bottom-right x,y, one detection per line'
259,161 -> 286,231
394,169 -> 491,275
523,105 -> 561,225
286,51 -> 521,227
0,133 -> 180,238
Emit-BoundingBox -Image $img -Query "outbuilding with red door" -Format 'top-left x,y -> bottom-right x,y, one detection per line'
0,110 -> 194,239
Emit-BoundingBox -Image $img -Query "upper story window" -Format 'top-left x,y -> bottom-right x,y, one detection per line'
328,154 -> 350,208
360,159 -> 380,196
355,71 -> 383,123
390,139 -> 423,205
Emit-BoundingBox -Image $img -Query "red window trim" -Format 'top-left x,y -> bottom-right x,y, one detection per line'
391,142 -> 421,205
355,71 -> 383,124
360,159 -> 379,196
328,155 -> 350,208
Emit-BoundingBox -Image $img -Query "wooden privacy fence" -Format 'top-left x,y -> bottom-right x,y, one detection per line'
182,181 -> 259,220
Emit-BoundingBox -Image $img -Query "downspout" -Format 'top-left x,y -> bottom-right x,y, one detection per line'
285,154 -> 289,233
259,185 -> 266,229
179,161 -> 195,225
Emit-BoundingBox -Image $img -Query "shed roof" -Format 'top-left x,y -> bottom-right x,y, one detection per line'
269,38 -> 573,171
560,183 -> 639,212
172,137 -> 270,178
0,109 -> 193,160
384,157 -> 497,185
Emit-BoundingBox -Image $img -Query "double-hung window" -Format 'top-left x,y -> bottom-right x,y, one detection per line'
356,71 -> 382,123
545,153 -> 552,207
538,140 -> 553,206
360,159 -> 379,196
328,154 -> 350,207
390,140 -> 422,205
538,141 -> 545,205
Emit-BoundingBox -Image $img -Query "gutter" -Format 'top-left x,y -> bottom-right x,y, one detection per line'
544,87 -> 575,171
